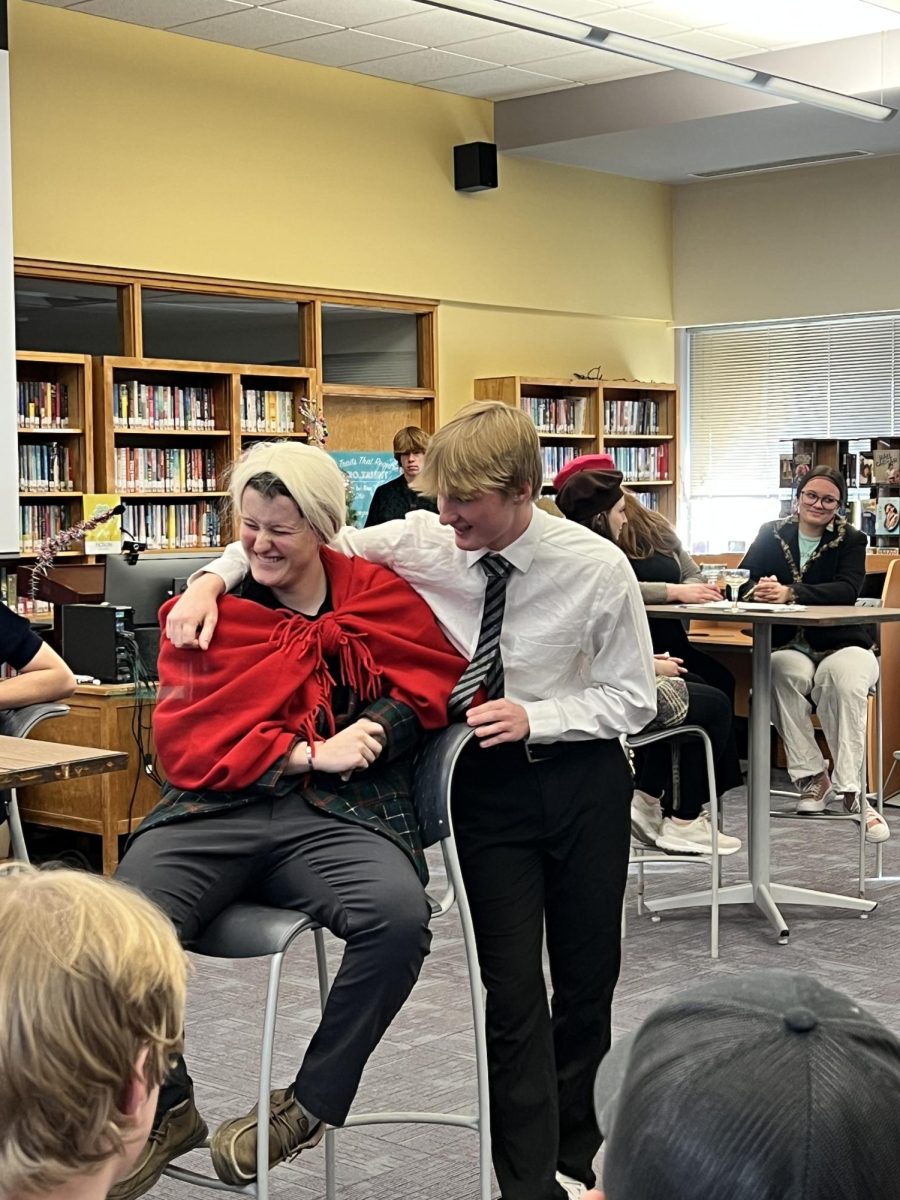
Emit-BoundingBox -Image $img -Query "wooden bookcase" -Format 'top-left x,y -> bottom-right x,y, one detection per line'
92,357 -> 319,552
15,351 -> 94,570
474,376 -> 678,523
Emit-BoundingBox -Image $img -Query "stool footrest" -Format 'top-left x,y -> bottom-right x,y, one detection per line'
341,1110 -> 480,1130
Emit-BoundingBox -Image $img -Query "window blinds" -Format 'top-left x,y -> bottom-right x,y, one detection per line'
687,314 -> 899,499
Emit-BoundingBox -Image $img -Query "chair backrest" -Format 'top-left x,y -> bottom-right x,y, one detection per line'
411,724 -> 475,848
0,702 -> 70,740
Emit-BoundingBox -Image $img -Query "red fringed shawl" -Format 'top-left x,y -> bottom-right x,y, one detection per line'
153,548 -> 466,792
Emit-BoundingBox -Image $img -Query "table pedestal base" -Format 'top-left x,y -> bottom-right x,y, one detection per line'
645,880 -> 876,943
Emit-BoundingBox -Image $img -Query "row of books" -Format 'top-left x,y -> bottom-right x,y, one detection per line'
17,381 -> 70,429
125,501 -> 222,550
20,502 -> 79,554
778,440 -> 900,488
114,447 -> 219,493
521,397 -> 587,434
632,491 -> 660,511
541,445 -> 577,480
240,388 -> 298,433
19,443 -> 75,491
608,445 -> 670,481
0,567 -> 49,618
603,398 -> 660,436
113,382 -> 217,429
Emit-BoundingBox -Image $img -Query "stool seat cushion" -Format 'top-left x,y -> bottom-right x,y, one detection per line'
193,904 -> 318,959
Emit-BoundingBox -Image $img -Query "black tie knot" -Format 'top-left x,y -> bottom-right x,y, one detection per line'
480,553 -> 512,581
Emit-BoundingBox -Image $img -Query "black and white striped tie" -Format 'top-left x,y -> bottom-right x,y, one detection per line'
448,553 -> 513,719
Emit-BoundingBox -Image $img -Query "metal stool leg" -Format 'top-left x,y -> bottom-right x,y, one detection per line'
6,790 -> 29,863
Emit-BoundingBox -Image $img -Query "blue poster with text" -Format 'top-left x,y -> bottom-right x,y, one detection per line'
330,451 -> 398,528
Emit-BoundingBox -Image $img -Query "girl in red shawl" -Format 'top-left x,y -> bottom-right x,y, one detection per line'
114,441 -> 464,1198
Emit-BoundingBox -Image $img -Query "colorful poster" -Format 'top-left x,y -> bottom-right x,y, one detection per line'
330,451 -> 398,528
83,493 -> 123,554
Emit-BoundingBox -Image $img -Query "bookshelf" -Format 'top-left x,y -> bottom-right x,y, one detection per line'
15,352 -> 94,577
474,376 -> 678,523
92,357 -> 320,552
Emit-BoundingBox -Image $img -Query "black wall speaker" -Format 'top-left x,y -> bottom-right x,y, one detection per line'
454,142 -> 498,192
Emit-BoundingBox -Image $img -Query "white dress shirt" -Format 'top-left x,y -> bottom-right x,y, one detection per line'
199,507 -> 657,744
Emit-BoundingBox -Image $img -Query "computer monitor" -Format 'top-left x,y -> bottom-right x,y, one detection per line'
103,551 -> 219,628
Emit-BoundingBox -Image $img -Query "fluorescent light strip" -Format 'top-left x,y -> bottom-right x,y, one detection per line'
418,0 -> 896,122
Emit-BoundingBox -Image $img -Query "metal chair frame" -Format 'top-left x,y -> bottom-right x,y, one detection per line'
164,723 -> 490,1200
1,702 -> 71,862
625,724 -> 721,958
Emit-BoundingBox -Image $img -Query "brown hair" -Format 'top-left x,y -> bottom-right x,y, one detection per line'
0,865 -> 187,1194
616,492 -> 680,560
416,401 -> 542,501
392,426 -> 430,462
796,464 -> 847,507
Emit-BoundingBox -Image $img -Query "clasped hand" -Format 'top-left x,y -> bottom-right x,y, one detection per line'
752,575 -> 792,604
466,699 -> 530,748
290,718 -> 385,776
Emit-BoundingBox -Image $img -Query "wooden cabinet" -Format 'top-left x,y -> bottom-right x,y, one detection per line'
15,351 -> 94,560
16,684 -> 161,875
475,375 -> 679,523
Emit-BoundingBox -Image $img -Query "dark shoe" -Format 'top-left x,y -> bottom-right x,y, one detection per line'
108,1091 -> 208,1200
209,1086 -> 325,1185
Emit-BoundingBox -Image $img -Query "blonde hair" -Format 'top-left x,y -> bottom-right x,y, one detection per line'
228,440 -> 346,543
0,865 -> 187,1195
617,492 -> 680,560
392,426 -> 430,461
416,402 -> 542,501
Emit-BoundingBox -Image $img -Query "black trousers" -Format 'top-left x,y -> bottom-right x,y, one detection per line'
451,737 -> 633,1200
635,679 -> 744,819
116,798 -> 432,1127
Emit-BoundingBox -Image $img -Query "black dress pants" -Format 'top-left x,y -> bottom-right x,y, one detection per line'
451,737 -> 633,1200
116,797 -> 432,1127
635,679 -> 744,820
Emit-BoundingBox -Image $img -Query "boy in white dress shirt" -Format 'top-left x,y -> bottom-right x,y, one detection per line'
164,402 -> 657,1200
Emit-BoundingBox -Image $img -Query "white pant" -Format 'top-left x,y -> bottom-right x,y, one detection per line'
770,646 -> 878,796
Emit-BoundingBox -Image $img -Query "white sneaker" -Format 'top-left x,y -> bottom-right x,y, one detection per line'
842,794 -> 892,843
655,811 -> 742,856
556,1172 -> 589,1199
630,790 -> 664,848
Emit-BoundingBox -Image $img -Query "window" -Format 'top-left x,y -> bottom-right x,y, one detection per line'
684,314 -> 900,552
321,305 -> 419,388
15,276 -> 123,355
142,289 -> 304,364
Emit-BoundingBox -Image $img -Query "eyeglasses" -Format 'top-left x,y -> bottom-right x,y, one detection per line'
800,491 -> 840,510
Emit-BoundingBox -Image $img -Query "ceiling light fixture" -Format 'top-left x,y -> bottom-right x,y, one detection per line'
417,0 -> 896,122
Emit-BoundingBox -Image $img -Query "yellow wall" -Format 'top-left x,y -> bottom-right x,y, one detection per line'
673,154 -> 900,327
9,0 -> 674,416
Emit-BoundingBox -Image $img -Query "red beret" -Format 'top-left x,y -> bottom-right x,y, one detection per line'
553,453 -> 617,492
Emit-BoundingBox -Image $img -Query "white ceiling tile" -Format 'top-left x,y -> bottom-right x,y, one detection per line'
514,0 -> 616,13
66,0 -> 245,27
263,28 -> 422,64
353,47 -> 500,82
441,29 -> 584,66
626,1 -> 743,27
522,46 -> 663,80
592,8 -> 689,37
359,9 -> 504,47
425,64 -> 576,98
264,0 -> 421,24
663,29 -> 761,57
172,6 -> 337,45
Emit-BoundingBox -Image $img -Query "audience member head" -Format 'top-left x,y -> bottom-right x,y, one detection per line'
556,470 -> 625,541
228,439 -> 346,545
552,453 -> 617,492
795,465 -> 846,509
0,864 -> 187,1198
616,492 -> 680,560
392,426 -> 430,484
593,968 -> 900,1200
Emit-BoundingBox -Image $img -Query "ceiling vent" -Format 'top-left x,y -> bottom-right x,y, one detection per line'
690,150 -> 873,179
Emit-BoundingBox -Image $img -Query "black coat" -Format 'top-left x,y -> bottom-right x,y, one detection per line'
739,516 -> 872,652
364,475 -> 438,527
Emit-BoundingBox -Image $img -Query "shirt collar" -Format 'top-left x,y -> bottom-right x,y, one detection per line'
464,504 -> 541,575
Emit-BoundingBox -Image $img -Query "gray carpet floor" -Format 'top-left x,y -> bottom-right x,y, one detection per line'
149,781 -> 900,1200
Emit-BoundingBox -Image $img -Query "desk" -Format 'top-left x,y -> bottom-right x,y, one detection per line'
0,735 -> 127,790
16,684 -> 160,875
645,603 -> 900,942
